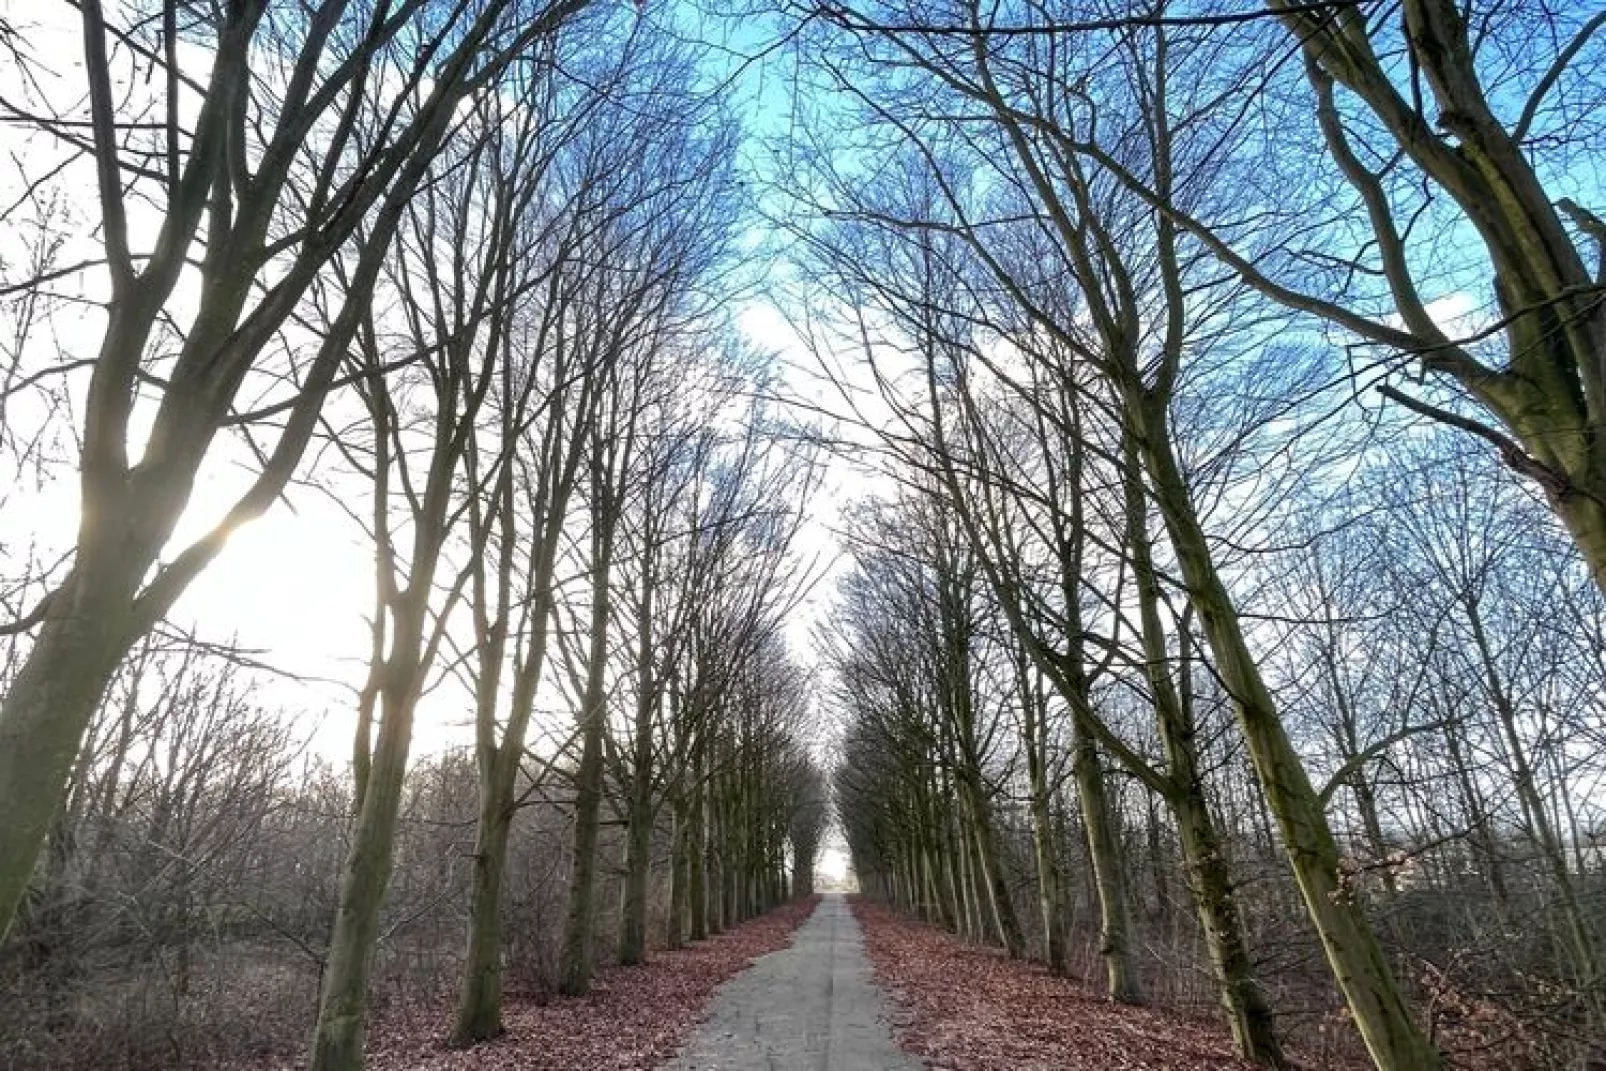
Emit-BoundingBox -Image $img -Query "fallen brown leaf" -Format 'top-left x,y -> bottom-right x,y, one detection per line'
852,897 -> 1268,1071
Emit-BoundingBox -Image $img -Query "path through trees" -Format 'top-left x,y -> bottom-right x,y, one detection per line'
3,3 -> 1605,1070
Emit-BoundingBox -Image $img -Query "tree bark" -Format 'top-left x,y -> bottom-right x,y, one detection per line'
310,657 -> 423,1070
668,799 -> 688,950
689,736 -> 709,941
1070,717 -> 1144,1004
959,776 -> 1026,959
556,475 -> 616,997
453,803 -> 512,1042
0,568 -> 132,939
1132,392 -> 1441,1071
1122,430 -> 1285,1066
618,576 -> 658,966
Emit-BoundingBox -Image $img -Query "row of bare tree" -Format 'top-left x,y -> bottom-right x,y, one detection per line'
0,2 -> 826,1068
792,3 -> 1606,1071
5,627 -> 824,1067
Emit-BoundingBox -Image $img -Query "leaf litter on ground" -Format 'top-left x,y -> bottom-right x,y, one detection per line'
264,897 -> 817,1071
851,897 -> 1265,1071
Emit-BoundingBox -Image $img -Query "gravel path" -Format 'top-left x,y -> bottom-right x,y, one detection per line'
663,892 -> 921,1071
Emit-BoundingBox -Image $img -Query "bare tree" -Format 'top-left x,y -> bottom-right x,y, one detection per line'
787,4 -> 1440,1063
0,0 -> 596,939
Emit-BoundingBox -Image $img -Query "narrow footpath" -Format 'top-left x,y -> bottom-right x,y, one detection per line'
665,893 -> 921,1071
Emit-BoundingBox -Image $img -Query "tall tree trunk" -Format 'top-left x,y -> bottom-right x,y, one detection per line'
1171,775 -> 1285,1068
618,583 -> 658,967
1070,716 -> 1144,1004
1145,795 -> 1172,933
453,802 -> 512,1042
1023,679 -> 1068,974
929,779 -> 961,931
953,811 -> 976,940
556,680 -> 607,995
454,561 -> 559,1042
793,841 -> 815,900
310,655 -> 424,1070
1123,429 -> 1284,1066
453,645 -> 554,1038
959,772 -> 1026,959
706,764 -> 725,936
917,844 -> 940,922
1133,392 -> 1441,1071
667,798 -> 689,950
937,802 -> 963,933
1063,386 -> 1141,1002
720,769 -> 738,929
453,333 -> 587,1042
0,566 -> 132,939
689,735 -> 709,941
556,498 -> 615,997
313,389 -> 458,1070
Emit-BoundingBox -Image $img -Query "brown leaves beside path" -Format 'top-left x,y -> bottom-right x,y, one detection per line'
362,898 -> 818,1071
852,898 -> 1259,1071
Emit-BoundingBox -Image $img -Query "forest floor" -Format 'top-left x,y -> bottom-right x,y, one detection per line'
354,897 -> 819,1071
852,898 -> 1262,1071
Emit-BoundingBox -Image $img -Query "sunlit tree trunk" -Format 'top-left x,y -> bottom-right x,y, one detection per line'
0,570 -> 132,936
1131,390 -> 1441,1071
1122,430 -> 1285,1066
315,168 -> 516,1058
310,616 -> 430,1070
